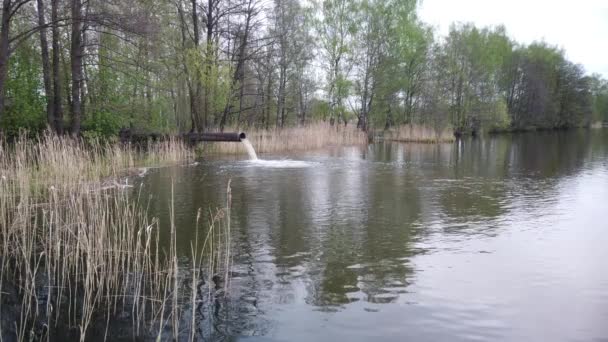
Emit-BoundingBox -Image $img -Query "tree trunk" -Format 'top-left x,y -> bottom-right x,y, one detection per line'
275,31 -> 287,128
298,79 -> 306,125
51,0 -> 63,134
329,55 -> 341,125
176,3 -> 197,133
37,0 -> 54,130
203,0 -> 215,129
144,45 -> 152,120
265,66 -> 272,130
276,65 -> 286,128
190,0 -> 203,131
0,0 -> 11,124
360,69 -> 371,132
70,0 -> 83,136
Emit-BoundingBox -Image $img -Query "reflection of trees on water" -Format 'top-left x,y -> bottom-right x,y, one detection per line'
140,165 -> 225,256
430,131 -> 602,237
301,144 -> 423,307
359,147 -> 422,303
298,162 -> 368,307
138,166 -> 274,338
506,130 -> 593,178
136,130 -> 607,338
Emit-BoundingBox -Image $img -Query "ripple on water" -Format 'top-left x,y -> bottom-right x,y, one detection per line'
137,132 -> 608,342
243,159 -> 316,168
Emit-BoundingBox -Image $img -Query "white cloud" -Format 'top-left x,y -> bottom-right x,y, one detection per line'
418,0 -> 608,78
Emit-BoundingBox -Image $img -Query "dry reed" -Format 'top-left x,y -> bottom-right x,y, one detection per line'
206,122 -> 368,155
383,124 -> 455,143
0,133 -> 230,341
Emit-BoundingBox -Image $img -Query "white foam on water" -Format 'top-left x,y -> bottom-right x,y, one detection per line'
241,138 -> 258,160
244,159 -> 314,168
239,138 -> 312,167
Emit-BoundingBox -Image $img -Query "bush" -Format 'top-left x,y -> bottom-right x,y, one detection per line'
485,99 -> 511,132
83,109 -> 125,137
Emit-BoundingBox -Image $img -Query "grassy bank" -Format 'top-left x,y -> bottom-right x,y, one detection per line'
0,134 -> 229,341
383,124 -> 455,143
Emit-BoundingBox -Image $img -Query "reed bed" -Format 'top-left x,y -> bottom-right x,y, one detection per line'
383,124 -> 455,143
143,138 -> 196,166
0,133 -> 194,188
206,122 -> 368,155
0,134 -> 230,341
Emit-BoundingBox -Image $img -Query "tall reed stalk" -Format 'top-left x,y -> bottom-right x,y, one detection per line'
0,133 -> 230,341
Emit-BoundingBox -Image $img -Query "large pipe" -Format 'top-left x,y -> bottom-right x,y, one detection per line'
192,132 -> 246,142
118,128 -> 247,144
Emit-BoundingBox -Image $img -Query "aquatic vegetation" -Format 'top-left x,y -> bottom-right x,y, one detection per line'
205,122 -> 368,155
0,134 -> 230,341
383,124 -> 455,143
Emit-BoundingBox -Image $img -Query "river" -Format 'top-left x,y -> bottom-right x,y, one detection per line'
139,129 -> 608,341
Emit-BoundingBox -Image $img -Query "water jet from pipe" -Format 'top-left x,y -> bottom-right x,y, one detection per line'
241,137 -> 258,160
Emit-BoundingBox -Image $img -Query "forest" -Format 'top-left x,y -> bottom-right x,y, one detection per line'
0,0 -> 607,138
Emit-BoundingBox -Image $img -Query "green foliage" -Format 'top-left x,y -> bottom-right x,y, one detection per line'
83,109 -> 125,137
309,99 -> 331,121
317,0 -> 359,123
597,92 -> 608,122
201,57 -> 233,119
485,99 -> 511,132
1,44 -> 45,136
0,0 -> 604,137
436,24 -> 514,132
504,43 -> 593,129
590,75 -> 608,123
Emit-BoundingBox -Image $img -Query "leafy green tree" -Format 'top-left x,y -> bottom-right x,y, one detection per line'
317,0 -> 358,125
1,44 -> 45,136
589,74 -> 608,124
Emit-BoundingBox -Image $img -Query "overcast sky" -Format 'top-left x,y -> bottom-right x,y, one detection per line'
418,0 -> 608,78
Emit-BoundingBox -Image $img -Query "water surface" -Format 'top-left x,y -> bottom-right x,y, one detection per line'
142,130 -> 608,342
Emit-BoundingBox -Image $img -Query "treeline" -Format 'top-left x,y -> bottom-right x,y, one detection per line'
0,0 -> 606,137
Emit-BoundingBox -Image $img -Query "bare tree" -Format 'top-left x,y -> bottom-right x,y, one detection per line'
70,0 -> 82,135
36,0 -> 55,129
51,0 -> 63,133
